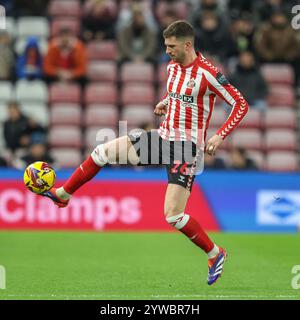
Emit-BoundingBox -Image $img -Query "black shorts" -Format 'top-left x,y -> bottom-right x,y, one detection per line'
128,130 -> 203,191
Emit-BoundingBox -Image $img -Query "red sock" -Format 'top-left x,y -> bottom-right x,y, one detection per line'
166,213 -> 214,253
63,156 -> 102,194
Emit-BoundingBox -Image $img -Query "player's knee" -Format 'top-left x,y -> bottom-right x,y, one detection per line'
164,204 -> 183,218
91,144 -> 109,167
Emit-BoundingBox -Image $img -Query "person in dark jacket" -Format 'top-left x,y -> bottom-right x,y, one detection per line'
229,147 -> 258,170
229,51 -> 268,110
3,101 -> 29,152
16,36 -> 43,80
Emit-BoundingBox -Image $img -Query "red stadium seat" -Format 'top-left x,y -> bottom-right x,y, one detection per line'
85,126 -> 117,148
231,129 -> 263,150
86,41 -> 117,61
49,83 -> 81,104
84,83 -> 117,105
266,151 -> 298,172
261,64 -> 294,86
265,108 -> 296,129
157,63 -> 168,83
48,0 -> 81,18
51,148 -> 82,168
121,62 -> 154,83
265,129 -> 297,151
84,105 -> 118,127
267,85 -> 295,107
238,109 -> 262,129
121,105 -> 154,126
121,84 -> 155,105
51,18 -> 80,37
50,105 -> 82,126
87,61 -> 117,82
49,126 -> 82,148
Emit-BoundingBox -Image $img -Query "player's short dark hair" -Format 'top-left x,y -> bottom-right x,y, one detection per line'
163,20 -> 195,42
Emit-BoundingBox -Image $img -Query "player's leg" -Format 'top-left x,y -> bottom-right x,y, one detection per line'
43,136 -> 139,207
164,155 -> 227,285
164,183 -> 219,255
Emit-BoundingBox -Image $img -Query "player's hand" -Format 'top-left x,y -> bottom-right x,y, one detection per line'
154,101 -> 167,116
205,134 -> 224,156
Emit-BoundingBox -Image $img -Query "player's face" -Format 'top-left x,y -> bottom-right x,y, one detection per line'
164,36 -> 186,63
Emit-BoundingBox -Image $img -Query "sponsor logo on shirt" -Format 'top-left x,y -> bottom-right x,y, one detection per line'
168,92 -> 194,103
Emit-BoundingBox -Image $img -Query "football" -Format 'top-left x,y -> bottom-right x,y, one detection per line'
23,161 -> 56,194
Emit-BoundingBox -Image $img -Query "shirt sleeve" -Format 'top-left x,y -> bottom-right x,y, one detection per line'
202,68 -> 249,140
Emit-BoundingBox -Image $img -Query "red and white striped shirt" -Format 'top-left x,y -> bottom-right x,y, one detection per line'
158,53 -> 249,147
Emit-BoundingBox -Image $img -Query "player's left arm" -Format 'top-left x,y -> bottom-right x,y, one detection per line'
202,68 -> 249,155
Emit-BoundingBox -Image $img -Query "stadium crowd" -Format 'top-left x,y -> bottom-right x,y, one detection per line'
0,0 -> 299,171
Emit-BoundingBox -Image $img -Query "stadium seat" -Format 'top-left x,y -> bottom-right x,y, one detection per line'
0,82 -> 14,102
49,83 -> 81,104
84,83 -> 117,105
49,126 -> 82,148
267,85 -> 295,107
121,105 -> 154,126
48,0 -> 81,18
209,107 -> 226,128
266,151 -> 298,171
265,129 -> 297,151
264,108 -> 296,129
15,37 -> 48,55
84,105 -> 118,127
231,129 -> 263,150
85,126 -> 117,148
5,17 -> 16,38
51,148 -> 82,168
51,18 -> 81,37
120,62 -> 155,83
20,103 -> 49,126
16,17 -> 49,38
0,103 -> 9,123
261,64 -> 294,86
86,41 -> 117,61
50,104 -> 82,126
238,109 -> 262,129
15,80 -> 48,103
121,84 -> 155,105
157,63 -> 168,83
87,61 -> 117,82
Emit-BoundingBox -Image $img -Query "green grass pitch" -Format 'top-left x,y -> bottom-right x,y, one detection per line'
0,231 -> 299,300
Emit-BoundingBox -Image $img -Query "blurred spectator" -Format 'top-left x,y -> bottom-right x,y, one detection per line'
189,0 -> 226,25
44,28 -> 87,83
228,0 -> 255,19
13,0 -> 50,16
195,11 -> 233,62
254,0 -> 298,22
0,31 -> 14,80
229,13 -> 255,57
229,147 -> 258,170
15,141 -> 54,169
3,102 -> 29,152
16,36 -> 43,80
117,8 -> 157,64
204,153 -> 227,170
82,0 -> 118,41
0,157 -> 8,167
254,10 -> 300,83
229,51 -> 267,110
156,9 -> 177,63
117,0 -> 158,33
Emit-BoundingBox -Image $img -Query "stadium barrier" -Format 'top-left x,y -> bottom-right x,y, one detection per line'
0,168 -> 299,232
